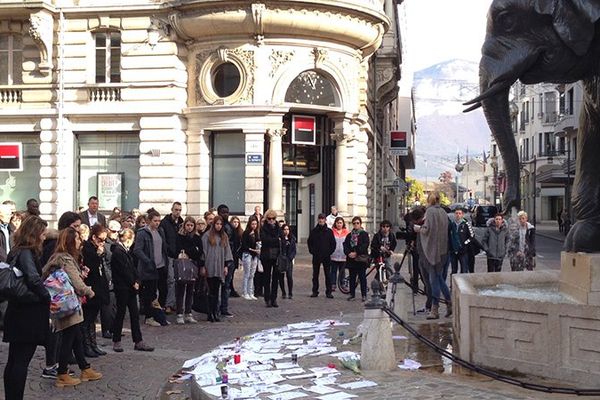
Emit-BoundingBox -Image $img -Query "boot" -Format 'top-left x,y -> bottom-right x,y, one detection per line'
89,323 -> 107,356
56,373 -> 81,388
426,305 -> 440,320
80,367 -> 102,382
82,324 -> 98,358
445,302 -> 453,318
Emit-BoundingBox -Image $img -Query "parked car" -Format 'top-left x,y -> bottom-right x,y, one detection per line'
472,205 -> 499,227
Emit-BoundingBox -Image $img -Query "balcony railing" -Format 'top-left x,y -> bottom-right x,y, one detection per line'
87,85 -> 123,102
0,88 -> 23,104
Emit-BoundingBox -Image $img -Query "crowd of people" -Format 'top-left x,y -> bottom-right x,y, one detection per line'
404,192 -> 537,319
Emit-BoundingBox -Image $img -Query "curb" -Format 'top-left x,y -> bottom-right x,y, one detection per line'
536,232 -> 565,243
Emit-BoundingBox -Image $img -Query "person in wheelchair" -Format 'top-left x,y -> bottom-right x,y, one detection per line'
370,220 -> 397,281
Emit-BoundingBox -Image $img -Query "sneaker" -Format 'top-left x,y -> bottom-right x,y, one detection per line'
310,293 -> 318,298
160,320 -> 171,326
42,366 -> 58,379
361,295 -> 367,302
113,342 -> 124,353
145,318 -> 161,327
243,294 -> 251,300
134,341 -> 155,352
221,311 -> 234,318
250,295 -> 258,300
185,314 -> 198,324
176,314 -> 185,325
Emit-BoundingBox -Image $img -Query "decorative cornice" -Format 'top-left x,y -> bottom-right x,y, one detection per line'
269,50 -> 295,78
266,128 -> 286,140
28,11 -> 53,75
251,3 -> 266,46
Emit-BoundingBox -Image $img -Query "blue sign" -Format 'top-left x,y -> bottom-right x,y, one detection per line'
246,153 -> 263,165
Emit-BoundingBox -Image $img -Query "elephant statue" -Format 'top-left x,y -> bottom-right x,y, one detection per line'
464,0 -> 600,253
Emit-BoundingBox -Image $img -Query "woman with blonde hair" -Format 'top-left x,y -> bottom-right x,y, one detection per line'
201,216 -> 233,322
79,224 -> 90,241
42,227 -> 102,387
259,209 -> 282,308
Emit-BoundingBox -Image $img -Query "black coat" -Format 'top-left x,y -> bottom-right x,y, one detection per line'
260,223 -> 282,262
3,248 -> 50,345
241,230 -> 259,254
110,243 -> 138,293
176,233 -> 203,266
281,234 -> 297,261
0,223 -> 14,263
343,230 -> 370,268
82,240 -> 110,305
307,224 -> 336,262
133,226 -> 169,281
370,231 -> 397,259
159,214 -> 183,258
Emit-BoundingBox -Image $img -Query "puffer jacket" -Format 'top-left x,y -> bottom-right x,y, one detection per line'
481,218 -> 510,260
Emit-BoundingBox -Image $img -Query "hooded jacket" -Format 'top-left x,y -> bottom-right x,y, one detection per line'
331,227 -> 350,262
482,218 -> 510,260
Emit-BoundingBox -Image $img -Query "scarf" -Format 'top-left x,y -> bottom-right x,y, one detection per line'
350,228 -> 365,247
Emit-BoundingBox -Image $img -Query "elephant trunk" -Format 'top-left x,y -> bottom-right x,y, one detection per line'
479,76 -> 521,213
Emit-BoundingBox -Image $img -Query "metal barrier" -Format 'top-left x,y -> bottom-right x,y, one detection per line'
383,277 -> 600,396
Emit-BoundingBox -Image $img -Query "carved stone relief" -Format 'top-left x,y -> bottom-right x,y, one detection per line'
269,50 -> 294,78
28,11 -> 54,74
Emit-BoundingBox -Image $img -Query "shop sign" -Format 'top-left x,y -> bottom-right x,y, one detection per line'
292,115 -> 316,145
390,131 -> 408,156
246,153 -> 263,165
0,142 -> 23,171
97,173 -> 123,210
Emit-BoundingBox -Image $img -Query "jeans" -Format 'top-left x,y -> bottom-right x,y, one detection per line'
157,266 -> 168,309
279,260 -> 294,296
487,258 -> 503,272
330,261 -> 345,289
140,279 -> 159,320
45,330 -> 61,367
166,258 -> 176,308
113,289 -> 143,343
419,260 -> 433,310
262,258 -> 280,303
311,258 -> 332,295
428,255 -> 451,307
176,281 -> 194,315
242,253 -> 258,296
58,323 -> 88,374
220,262 -> 235,313
348,262 -> 367,298
450,252 -> 469,274
4,342 -> 37,400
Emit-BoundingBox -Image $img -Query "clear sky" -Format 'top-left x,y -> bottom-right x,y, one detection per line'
403,0 -> 493,72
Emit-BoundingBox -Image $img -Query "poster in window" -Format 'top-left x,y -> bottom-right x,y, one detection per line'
97,173 -> 123,210
0,143 -> 23,171
292,115 -> 316,145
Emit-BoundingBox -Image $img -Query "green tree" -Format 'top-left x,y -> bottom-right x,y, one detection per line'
439,191 -> 451,206
406,176 -> 425,205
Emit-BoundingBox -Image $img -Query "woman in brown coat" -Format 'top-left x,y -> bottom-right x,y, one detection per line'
42,227 -> 102,387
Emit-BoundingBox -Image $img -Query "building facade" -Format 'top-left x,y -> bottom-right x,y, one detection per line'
0,0 -> 414,239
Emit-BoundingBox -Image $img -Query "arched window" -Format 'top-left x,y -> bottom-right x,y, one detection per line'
285,70 -> 340,107
0,34 -> 23,85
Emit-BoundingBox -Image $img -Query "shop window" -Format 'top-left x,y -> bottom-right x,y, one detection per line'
285,70 -> 340,107
0,35 -> 23,85
0,134 -> 40,208
77,133 -> 139,211
95,31 -> 121,83
211,62 -> 241,98
211,132 -> 245,214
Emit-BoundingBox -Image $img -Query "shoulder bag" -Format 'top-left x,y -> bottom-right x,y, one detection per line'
174,251 -> 198,283
0,251 -> 38,303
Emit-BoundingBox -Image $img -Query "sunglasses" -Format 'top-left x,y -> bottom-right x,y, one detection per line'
267,217 -> 276,221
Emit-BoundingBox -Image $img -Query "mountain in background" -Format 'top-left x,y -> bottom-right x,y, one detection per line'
410,59 -> 491,181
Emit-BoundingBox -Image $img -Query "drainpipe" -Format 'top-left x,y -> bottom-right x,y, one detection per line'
57,10 -> 66,215
373,52 -> 378,230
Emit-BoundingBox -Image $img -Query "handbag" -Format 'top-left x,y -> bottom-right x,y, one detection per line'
0,252 -> 38,303
355,254 -> 370,264
192,277 -> 209,314
174,254 -> 198,283
277,255 -> 291,274
44,268 -> 80,320
263,247 -> 280,261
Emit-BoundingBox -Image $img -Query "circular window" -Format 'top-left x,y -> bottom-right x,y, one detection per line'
211,62 -> 241,98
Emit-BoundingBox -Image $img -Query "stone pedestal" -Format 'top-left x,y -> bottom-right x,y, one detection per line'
360,308 -> 396,371
560,252 -> 600,305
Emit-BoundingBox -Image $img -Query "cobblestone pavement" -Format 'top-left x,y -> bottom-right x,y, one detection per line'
0,244 -> 577,400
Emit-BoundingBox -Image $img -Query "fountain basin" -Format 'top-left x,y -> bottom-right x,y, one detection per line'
453,258 -> 600,387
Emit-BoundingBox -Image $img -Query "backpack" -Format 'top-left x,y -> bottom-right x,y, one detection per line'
44,268 -> 80,320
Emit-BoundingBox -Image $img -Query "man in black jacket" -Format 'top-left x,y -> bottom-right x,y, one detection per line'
159,202 -> 183,313
449,208 -> 473,274
307,214 -> 336,298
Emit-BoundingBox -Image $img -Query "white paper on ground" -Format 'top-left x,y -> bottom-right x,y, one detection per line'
332,351 -> 359,359
337,380 -> 378,390
304,385 -> 338,394
317,392 -> 358,400
309,367 -> 338,375
275,362 -> 298,369
313,376 -> 338,386
268,391 -> 309,400
285,373 -> 317,380
200,384 -> 226,397
392,335 -> 408,340
280,368 -> 306,375
398,359 -> 422,370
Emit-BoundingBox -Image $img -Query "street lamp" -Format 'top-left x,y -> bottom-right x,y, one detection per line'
455,154 -> 464,203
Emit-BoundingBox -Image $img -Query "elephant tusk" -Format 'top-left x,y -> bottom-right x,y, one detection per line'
464,80 -> 511,106
463,102 -> 482,113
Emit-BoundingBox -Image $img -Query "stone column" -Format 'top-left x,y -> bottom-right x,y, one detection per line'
267,128 -> 285,213
360,307 -> 396,371
330,118 -> 355,215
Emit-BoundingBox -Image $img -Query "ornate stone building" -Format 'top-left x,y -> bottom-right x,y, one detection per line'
0,0 -> 412,239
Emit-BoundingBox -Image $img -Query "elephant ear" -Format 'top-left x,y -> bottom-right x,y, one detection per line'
551,0 -> 600,56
